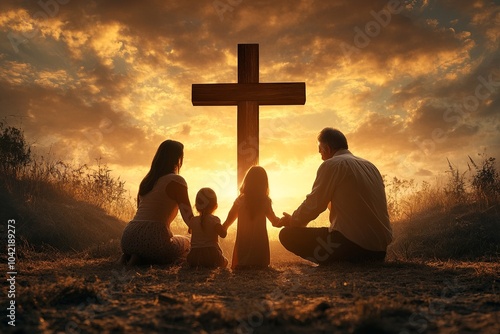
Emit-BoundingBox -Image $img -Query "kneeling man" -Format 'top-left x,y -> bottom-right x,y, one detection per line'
276,128 -> 393,264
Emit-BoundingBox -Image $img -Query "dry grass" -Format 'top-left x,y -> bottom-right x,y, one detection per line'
1,175 -> 127,253
389,204 -> 500,262
15,156 -> 136,221
4,248 -> 499,333
385,153 -> 500,223
0,154 -> 132,253
385,154 -> 500,263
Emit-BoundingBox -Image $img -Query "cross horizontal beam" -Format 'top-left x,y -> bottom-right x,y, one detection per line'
192,83 -> 306,106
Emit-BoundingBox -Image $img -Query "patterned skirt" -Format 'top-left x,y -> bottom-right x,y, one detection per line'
121,220 -> 190,264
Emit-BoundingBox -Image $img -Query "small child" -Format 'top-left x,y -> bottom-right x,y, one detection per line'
187,188 -> 228,268
223,166 -> 280,269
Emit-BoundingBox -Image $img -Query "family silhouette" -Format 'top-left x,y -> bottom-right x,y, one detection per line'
119,128 -> 393,268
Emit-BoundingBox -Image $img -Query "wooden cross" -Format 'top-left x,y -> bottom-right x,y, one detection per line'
192,44 -> 306,186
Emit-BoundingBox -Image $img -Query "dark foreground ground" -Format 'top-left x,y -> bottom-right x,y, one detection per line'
3,248 -> 499,334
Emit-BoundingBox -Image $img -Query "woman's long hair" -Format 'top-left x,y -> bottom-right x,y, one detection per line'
239,166 -> 270,219
138,140 -> 184,197
195,188 -> 218,232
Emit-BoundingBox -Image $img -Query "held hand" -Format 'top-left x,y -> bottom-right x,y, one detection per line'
281,212 -> 292,227
271,219 -> 283,228
273,212 -> 292,228
217,223 -> 227,238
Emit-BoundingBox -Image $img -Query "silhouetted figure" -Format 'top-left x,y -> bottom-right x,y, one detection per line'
187,188 -> 228,268
120,140 -> 193,265
275,128 -> 393,264
223,166 -> 281,269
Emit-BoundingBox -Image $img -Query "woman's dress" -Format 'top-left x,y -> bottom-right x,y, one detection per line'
121,174 -> 190,264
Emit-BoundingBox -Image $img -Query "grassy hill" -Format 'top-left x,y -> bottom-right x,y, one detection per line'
1,176 -> 126,253
0,122 -> 132,255
389,204 -> 499,261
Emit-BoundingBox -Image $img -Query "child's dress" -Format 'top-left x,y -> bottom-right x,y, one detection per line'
187,214 -> 228,268
231,195 -> 277,269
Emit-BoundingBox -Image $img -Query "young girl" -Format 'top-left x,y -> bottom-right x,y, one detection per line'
187,188 -> 228,268
222,166 -> 280,269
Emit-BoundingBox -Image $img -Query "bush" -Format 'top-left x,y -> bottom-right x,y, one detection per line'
443,158 -> 468,207
0,121 -> 31,177
469,154 -> 500,209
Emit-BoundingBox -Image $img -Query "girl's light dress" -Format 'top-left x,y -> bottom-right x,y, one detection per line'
231,195 -> 277,269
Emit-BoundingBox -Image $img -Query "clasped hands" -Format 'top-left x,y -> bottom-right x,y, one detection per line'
272,212 -> 292,228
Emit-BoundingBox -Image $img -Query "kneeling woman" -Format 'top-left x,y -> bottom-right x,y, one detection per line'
120,140 -> 193,265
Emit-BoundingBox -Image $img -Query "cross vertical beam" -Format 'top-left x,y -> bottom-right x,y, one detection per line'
237,44 -> 259,185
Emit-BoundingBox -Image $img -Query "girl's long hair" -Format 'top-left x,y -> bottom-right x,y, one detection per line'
239,166 -> 270,219
195,188 -> 218,232
138,140 -> 184,197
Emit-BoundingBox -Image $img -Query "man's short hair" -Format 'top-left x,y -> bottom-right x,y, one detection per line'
318,128 -> 348,150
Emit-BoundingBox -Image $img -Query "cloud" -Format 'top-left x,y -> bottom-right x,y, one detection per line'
415,168 -> 433,177
349,112 -> 410,153
180,124 -> 191,136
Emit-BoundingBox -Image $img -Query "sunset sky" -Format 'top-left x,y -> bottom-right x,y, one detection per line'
1,0 -> 499,224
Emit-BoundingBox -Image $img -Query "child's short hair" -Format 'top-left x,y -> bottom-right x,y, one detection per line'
195,188 -> 218,214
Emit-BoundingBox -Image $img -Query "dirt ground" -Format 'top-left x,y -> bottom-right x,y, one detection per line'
4,245 -> 499,334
